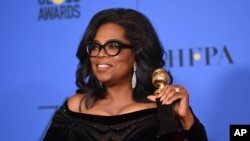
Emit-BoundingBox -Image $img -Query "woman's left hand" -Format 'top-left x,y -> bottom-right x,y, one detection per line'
147,85 -> 194,129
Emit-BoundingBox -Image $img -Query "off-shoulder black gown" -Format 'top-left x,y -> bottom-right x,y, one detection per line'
43,101 -> 208,141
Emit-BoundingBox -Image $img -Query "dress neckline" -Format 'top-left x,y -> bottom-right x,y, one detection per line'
62,100 -> 158,124
64,100 -> 157,116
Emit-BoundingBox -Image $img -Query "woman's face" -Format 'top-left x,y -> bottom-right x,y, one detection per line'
90,23 -> 136,87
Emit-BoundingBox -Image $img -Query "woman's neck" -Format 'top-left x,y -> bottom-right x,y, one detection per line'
105,83 -> 134,102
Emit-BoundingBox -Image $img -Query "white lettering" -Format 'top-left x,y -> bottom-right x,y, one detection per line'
234,129 -> 247,136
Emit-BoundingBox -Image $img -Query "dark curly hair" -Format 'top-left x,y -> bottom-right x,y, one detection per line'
75,8 -> 172,108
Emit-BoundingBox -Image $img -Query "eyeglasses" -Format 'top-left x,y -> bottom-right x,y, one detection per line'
86,40 -> 133,57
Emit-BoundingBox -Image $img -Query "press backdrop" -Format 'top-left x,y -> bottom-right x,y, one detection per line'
1,0 -> 250,141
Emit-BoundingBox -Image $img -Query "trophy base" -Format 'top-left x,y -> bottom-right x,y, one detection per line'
156,98 -> 179,135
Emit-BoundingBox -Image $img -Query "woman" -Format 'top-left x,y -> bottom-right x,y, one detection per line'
44,8 -> 208,141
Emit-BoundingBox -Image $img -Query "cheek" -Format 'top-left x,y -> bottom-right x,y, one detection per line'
115,51 -> 135,67
89,58 -> 93,65
90,58 -> 96,69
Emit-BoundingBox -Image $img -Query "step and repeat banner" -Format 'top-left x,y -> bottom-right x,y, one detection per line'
1,0 -> 250,140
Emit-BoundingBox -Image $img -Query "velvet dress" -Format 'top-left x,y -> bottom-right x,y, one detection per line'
43,101 -> 207,141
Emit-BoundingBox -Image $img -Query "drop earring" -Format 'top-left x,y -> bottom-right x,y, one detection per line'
131,66 -> 137,89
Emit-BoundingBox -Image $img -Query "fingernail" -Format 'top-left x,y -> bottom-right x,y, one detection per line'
160,97 -> 164,101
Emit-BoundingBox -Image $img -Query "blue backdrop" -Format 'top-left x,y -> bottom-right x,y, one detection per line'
1,0 -> 250,140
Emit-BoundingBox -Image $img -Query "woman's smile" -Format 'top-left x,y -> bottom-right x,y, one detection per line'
96,62 -> 112,71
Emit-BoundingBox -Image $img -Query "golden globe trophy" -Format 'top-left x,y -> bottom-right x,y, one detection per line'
152,68 -> 179,135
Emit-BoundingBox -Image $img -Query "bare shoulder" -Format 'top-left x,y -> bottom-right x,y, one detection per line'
67,93 -> 85,112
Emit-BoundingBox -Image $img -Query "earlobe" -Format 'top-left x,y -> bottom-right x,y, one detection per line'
133,61 -> 137,66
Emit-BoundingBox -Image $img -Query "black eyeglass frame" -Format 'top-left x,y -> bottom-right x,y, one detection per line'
86,40 -> 133,57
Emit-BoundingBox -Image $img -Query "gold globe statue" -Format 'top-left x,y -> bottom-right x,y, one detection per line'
152,68 -> 170,95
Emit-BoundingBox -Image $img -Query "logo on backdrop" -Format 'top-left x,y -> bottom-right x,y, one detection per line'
167,45 -> 234,67
38,0 -> 81,21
